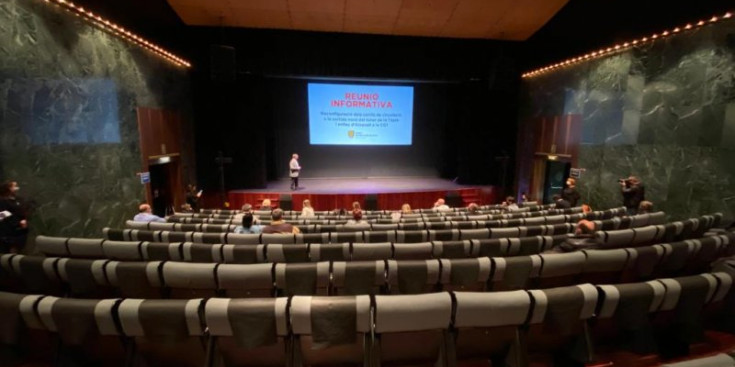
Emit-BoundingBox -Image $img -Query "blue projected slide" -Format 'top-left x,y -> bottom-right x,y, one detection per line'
308,83 -> 414,145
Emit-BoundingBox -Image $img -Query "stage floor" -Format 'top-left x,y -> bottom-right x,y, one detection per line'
226,177 -> 499,211
229,177 -> 490,195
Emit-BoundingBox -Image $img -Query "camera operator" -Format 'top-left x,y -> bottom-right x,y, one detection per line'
620,176 -> 645,215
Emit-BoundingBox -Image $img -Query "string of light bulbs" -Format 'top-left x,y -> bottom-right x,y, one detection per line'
42,0 -> 191,68
522,11 -> 733,78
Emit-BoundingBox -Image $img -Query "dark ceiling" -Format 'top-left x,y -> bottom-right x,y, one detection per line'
71,0 -> 733,73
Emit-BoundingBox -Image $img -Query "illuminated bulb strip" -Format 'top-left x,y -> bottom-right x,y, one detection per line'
42,0 -> 191,68
522,10 -> 732,78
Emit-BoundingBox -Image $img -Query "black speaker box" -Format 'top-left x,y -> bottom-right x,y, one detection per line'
210,45 -> 236,82
279,194 -> 292,211
445,191 -> 463,208
365,194 -> 378,211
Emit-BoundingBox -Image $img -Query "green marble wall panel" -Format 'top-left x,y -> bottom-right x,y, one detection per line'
0,0 -> 193,241
523,22 -> 735,221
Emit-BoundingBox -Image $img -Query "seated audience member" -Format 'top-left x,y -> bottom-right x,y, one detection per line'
352,201 -> 361,211
234,213 -> 262,234
234,203 -> 259,223
581,204 -> 593,214
548,220 -> 601,253
346,209 -> 370,227
501,196 -> 519,211
260,199 -> 272,211
552,194 -> 571,209
301,199 -> 315,218
433,198 -> 450,211
401,203 -> 412,214
262,208 -> 301,234
638,200 -> 654,214
179,203 -> 194,213
521,192 -> 530,203
467,202 -> 480,214
133,204 -> 166,223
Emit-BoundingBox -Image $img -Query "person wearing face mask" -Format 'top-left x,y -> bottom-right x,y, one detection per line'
0,181 -> 28,253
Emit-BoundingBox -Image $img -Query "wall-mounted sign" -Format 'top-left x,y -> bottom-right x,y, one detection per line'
139,172 -> 150,184
569,168 -> 584,178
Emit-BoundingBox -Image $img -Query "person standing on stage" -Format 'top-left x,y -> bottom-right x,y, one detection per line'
289,154 -> 301,190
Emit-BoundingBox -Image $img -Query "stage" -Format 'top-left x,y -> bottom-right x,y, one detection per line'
226,177 -> 499,211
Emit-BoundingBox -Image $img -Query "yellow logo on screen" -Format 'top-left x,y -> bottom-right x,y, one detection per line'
347,130 -> 355,138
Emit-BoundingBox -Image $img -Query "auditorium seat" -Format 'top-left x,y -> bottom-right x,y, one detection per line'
33,296 -> 126,366
262,244 -> 309,263
217,263 -> 274,297
490,256 -> 541,291
392,242 -> 432,260
102,240 -> 144,261
192,232 -> 226,244
308,243 -> 350,262
205,297 -> 289,367
491,227 -> 521,239
396,230 -> 428,243
274,262 -> 330,296
160,262 -> 218,298
596,228 -> 636,249
9,255 -> 63,295
460,228 -> 490,240
629,245 -> 667,280
364,229 -> 397,243
372,293 -> 452,365
56,258 -> 114,298
221,244 -> 259,264
452,290 -> 531,366
433,240 -> 474,258
593,280 -> 666,363
159,230 -> 189,242
118,298 -> 206,367
653,273 -> 730,358
476,238 -> 512,257
439,257 -> 492,292
579,248 -> 633,284
226,233 -> 261,245
352,242 -> 393,261
297,232 -> 330,244
105,261 -> 163,298
526,284 -> 598,365
35,235 -> 70,257
633,225 -> 664,246
141,241 -> 182,261
535,252 -> 587,289
388,259 -> 441,294
182,242 -> 223,262
331,260 -> 387,295
3,294 -> 54,366
331,231 -> 364,244
290,295 -> 372,366
429,229 -> 460,241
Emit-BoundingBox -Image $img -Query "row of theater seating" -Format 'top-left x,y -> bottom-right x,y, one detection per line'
5,233 -> 734,299
36,235 -> 569,261
36,221 -> 733,265
185,205 -> 583,221
197,202 -> 555,215
1,271 -> 733,367
169,208 -> 591,225
154,208 -> 639,230
104,213 -> 721,246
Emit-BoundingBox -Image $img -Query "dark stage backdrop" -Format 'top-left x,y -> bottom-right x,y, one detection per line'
190,28 -> 520,191
268,79 -> 449,179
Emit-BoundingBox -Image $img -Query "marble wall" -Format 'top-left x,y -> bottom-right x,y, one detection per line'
522,21 -> 735,221
0,0 -> 193,241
